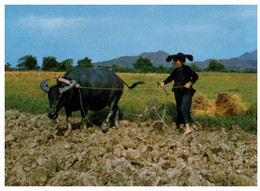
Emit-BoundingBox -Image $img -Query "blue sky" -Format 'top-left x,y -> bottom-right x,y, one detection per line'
5,4 -> 257,67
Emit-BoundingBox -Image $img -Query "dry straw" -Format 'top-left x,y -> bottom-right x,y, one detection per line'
192,93 -> 215,117
215,92 -> 246,118
192,92 -> 246,118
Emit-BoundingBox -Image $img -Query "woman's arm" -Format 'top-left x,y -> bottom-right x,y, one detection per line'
163,70 -> 175,85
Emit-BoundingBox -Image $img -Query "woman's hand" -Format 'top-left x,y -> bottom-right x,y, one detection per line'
184,83 -> 191,89
160,82 -> 165,88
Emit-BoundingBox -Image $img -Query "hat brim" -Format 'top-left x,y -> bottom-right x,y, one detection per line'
166,53 -> 193,62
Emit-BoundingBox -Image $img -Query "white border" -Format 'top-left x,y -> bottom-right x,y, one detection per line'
1,1 -> 259,190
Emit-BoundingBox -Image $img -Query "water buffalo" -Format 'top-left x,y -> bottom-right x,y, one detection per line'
40,67 -> 143,132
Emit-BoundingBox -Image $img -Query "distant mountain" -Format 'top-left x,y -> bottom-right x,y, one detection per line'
192,50 -> 257,71
192,59 -> 257,71
94,49 -> 257,71
235,50 -> 257,60
94,51 -> 172,68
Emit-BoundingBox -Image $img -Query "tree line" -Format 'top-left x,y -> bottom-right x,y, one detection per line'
5,55 -> 93,72
5,54 -> 256,73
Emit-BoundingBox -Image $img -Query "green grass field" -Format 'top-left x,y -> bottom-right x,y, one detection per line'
5,71 -> 257,133
5,71 -> 256,112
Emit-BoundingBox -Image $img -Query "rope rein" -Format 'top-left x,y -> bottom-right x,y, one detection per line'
75,85 -> 185,91
56,75 -> 185,91
53,92 -> 63,111
78,88 -> 96,126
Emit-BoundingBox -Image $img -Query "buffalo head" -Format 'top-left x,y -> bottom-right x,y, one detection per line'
40,79 -> 76,119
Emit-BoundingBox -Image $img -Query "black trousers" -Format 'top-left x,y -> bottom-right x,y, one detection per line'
174,92 -> 193,126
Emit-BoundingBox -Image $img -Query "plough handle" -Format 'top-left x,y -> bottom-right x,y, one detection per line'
157,81 -> 169,95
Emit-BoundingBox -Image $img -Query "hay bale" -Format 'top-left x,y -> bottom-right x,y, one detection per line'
216,92 -> 246,118
192,93 -> 210,110
192,93 -> 215,117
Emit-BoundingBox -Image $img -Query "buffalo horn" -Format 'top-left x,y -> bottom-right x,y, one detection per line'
40,79 -> 50,93
59,80 -> 77,93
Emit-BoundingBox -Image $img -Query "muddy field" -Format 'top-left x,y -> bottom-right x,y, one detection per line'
5,110 -> 257,186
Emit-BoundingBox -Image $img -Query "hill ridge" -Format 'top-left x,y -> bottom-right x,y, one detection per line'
94,49 -> 257,71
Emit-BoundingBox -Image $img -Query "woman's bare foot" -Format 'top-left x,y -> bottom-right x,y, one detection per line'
184,123 -> 192,135
183,128 -> 192,135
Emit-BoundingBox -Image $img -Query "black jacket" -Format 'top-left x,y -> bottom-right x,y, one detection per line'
163,64 -> 198,94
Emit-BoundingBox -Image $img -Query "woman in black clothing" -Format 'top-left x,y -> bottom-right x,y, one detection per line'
160,52 -> 198,135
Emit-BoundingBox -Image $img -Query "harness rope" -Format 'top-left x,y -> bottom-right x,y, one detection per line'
75,86 -> 185,91
56,74 -> 185,91
78,88 -> 96,126
53,93 -> 63,111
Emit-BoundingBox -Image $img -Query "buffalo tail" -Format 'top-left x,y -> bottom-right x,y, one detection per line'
122,80 -> 144,89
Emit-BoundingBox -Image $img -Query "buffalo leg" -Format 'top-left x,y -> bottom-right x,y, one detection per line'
101,94 -> 122,133
101,109 -> 114,133
80,109 -> 88,129
115,107 -> 120,129
66,117 -> 72,130
65,109 -> 72,130
101,99 -> 118,132
101,106 -> 120,132
82,117 -> 87,129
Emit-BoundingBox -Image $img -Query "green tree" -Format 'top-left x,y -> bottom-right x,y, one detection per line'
57,59 -> 74,71
112,65 -> 120,72
190,64 -> 201,72
111,65 -> 135,73
77,57 -> 93,67
42,56 -> 59,71
156,65 -> 166,73
5,62 -> 12,71
133,56 -> 154,73
17,55 -> 38,70
205,60 -> 227,72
